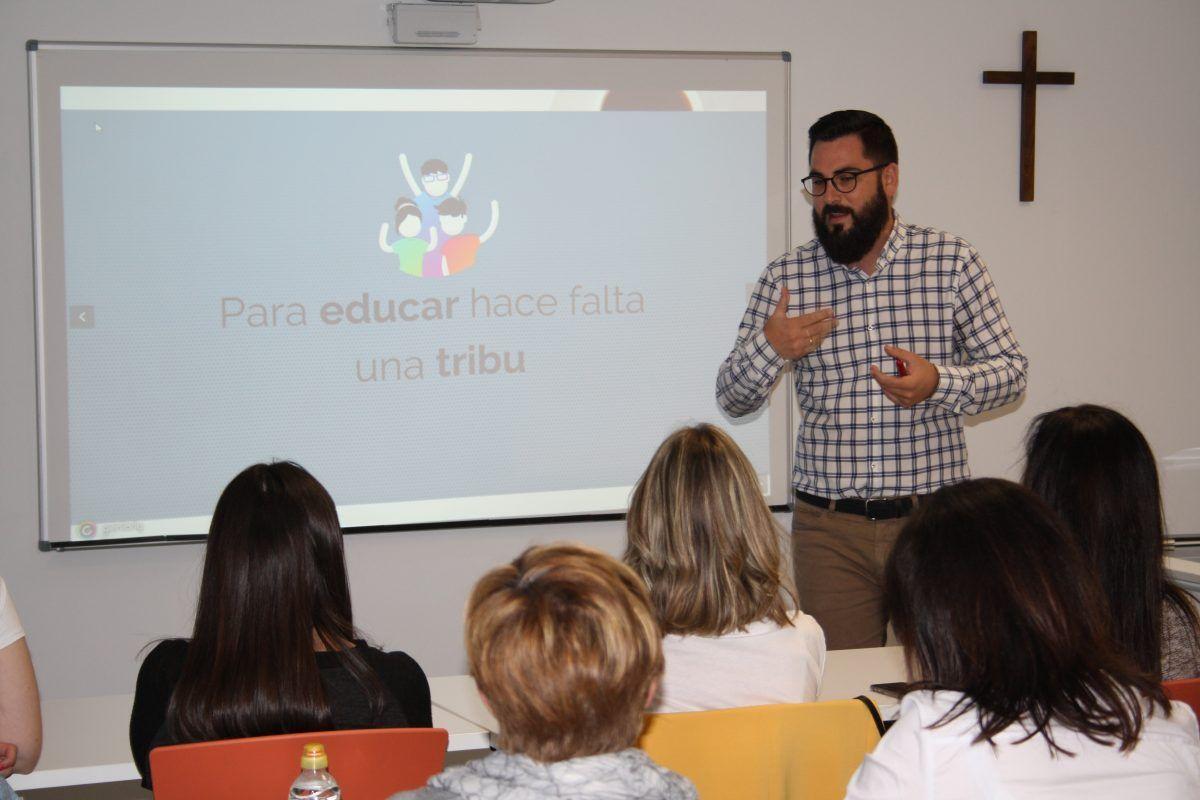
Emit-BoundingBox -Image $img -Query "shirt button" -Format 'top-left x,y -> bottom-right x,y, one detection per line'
867,324 -> 876,331
871,414 -> 880,423
871,463 -> 879,471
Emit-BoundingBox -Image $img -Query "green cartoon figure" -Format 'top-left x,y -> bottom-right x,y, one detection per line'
378,197 -> 437,277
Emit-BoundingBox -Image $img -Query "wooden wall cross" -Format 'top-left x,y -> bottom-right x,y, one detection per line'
982,31 -> 1076,202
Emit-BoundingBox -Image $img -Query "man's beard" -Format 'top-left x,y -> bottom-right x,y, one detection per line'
813,183 -> 890,266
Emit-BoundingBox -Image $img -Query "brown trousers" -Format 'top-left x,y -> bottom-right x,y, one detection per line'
791,500 -> 907,650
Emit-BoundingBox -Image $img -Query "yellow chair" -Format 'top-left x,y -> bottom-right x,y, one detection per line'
638,698 -> 884,800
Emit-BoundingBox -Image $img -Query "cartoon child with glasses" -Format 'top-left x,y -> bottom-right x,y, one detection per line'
399,153 -> 473,234
378,198 -> 437,277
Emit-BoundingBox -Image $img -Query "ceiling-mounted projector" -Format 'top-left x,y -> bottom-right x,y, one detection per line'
388,0 -> 553,47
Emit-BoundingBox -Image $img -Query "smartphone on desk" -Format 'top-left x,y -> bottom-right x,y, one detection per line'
868,681 -> 909,699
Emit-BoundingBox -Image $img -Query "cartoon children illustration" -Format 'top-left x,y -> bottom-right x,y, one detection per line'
437,197 -> 500,275
378,198 -> 437,277
398,153 -> 473,233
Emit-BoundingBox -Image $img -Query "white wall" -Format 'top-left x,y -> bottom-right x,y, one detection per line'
3,0 -> 1199,700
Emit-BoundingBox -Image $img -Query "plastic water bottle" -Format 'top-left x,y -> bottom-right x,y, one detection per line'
288,742 -> 341,799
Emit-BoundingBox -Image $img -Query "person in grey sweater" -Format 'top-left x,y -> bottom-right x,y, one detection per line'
391,544 -> 696,800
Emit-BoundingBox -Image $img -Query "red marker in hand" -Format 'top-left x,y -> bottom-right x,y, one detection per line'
894,356 -> 909,377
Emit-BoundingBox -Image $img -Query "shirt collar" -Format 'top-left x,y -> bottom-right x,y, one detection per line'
875,211 -> 908,275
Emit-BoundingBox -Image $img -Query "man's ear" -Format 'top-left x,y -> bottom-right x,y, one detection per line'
883,162 -> 900,202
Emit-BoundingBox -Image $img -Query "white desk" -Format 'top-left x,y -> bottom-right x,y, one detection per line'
819,645 -> 907,717
9,693 -> 490,792
429,645 -> 909,736
428,676 -> 498,734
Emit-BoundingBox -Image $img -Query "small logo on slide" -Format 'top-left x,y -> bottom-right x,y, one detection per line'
377,152 -> 500,279
78,520 -> 97,538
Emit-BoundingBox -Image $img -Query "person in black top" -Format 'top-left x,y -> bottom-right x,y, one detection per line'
129,461 -> 431,789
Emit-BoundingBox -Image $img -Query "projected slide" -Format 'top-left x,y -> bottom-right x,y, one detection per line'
44,85 -> 779,543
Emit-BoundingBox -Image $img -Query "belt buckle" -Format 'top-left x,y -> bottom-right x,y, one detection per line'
863,497 -> 888,521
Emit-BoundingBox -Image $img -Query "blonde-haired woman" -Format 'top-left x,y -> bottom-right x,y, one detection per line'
625,423 -> 825,713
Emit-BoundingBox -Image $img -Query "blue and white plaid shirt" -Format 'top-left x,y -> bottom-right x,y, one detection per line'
716,213 -> 1027,499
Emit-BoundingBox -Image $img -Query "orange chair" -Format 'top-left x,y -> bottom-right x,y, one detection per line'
1164,677 -> 1200,718
149,727 -> 448,800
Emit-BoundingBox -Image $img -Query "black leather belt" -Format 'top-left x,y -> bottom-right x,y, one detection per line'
795,489 -> 919,521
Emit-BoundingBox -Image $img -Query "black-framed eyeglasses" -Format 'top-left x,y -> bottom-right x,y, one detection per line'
802,163 -> 890,197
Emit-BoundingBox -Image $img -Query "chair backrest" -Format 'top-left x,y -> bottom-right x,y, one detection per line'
638,698 -> 883,800
149,727 -> 448,800
1164,677 -> 1200,719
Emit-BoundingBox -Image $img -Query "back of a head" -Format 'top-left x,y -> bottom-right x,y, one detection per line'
198,461 -> 353,647
169,461 -> 358,742
1022,404 -> 1168,674
467,543 -> 663,762
624,424 -> 793,636
808,109 -> 898,164
885,478 -> 1165,752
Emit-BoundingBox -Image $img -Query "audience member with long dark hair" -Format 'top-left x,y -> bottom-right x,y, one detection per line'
1023,404 -> 1200,680
624,424 -> 825,712
129,462 -> 431,789
845,479 -> 1200,798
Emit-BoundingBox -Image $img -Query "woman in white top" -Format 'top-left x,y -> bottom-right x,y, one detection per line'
624,423 -> 825,713
0,578 -> 42,782
845,479 -> 1200,800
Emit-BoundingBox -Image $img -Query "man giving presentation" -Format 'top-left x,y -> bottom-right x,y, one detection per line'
716,110 -> 1027,649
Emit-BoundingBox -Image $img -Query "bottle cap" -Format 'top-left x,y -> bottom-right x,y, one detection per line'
300,742 -> 328,770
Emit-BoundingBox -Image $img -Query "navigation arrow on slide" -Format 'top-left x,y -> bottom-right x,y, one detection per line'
69,305 -> 95,329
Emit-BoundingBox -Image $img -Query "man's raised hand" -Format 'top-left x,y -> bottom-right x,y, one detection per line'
763,284 -> 837,360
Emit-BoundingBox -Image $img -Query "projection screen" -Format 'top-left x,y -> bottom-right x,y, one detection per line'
29,42 -> 792,548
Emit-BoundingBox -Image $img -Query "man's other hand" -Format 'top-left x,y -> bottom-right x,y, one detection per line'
870,345 -> 939,408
